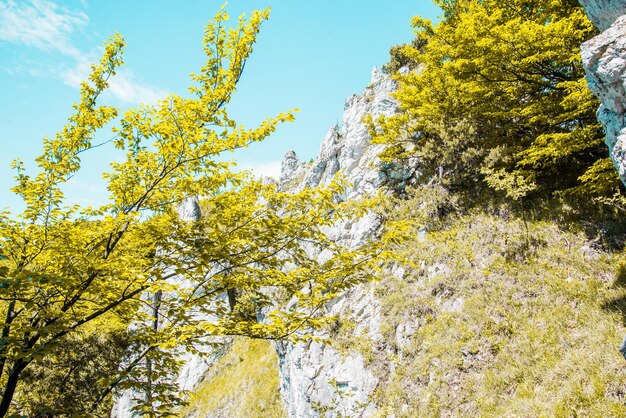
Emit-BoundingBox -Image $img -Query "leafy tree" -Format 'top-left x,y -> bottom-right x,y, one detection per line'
371,0 -> 622,204
0,7 -> 385,416
382,38 -> 426,75
14,319 -> 131,417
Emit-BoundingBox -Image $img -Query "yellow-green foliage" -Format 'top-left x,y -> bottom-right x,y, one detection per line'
0,6 -> 384,416
180,338 -> 286,418
367,189 -> 626,416
12,316 -> 131,417
373,0 -> 622,202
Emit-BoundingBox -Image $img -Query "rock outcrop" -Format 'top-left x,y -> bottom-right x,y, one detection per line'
112,197 -> 228,418
580,0 -> 626,183
279,67 -> 416,196
111,67 -> 414,417
579,0 -> 626,31
275,67 -> 416,417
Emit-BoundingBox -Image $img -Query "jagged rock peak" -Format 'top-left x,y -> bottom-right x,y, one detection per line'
371,65 -> 382,84
579,0 -> 626,30
275,68 -> 418,417
319,123 -> 341,159
279,66 -> 404,197
280,150 -> 302,184
177,195 -> 202,221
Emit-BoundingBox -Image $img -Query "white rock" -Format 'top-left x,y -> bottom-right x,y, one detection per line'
274,68 -> 414,417
579,0 -> 626,31
277,340 -> 377,418
280,150 -> 303,184
177,195 -> 202,221
114,66 -> 416,417
580,4 -> 626,183
111,197 -> 227,418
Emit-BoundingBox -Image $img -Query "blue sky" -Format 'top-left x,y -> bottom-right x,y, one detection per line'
0,0 -> 440,210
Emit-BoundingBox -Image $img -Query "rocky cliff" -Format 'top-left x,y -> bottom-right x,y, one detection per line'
112,198 -> 230,418
272,56 -> 626,416
580,0 -> 626,183
275,67 -> 414,417
111,67 -> 412,417
110,8 -> 626,410
278,67 -> 414,197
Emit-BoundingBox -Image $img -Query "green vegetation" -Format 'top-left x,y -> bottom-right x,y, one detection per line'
2,0 -> 625,415
13,318 -> 130,417
364,185 -> 626,416
350,4 -> 626,410
183,1 -> 626,415
0,6 -> 384,416
371,0 -> 623,204
180,338 -> 285,418
174,0 -> 626,414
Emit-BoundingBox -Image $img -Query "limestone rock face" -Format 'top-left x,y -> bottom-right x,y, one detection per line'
111,348 -> 223,418
279,67 -> 416,198
580,1 -> 626,183
112,67 -> 416,417
579,0 -> 626,30
276,282 -> 383,418
275,67 -> 415,417
177,195 -> 202,222
111,197 -> 225,418
280,150 -> 303,185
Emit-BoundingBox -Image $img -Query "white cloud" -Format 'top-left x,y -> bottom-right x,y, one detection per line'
239,161 -> 282,180
63,62 -> 167,105
63,178 -> 108,208
1,0 -> 168,105
0,0 -> 88,58
60,59 -> 90,86
107,70 -> 168,105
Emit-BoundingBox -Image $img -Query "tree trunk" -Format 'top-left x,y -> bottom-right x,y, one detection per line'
145,290 -> 162,408
0,301 -> 16,381
0,359 -> 28,417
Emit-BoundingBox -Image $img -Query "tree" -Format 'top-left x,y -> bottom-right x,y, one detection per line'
370,0 -> 623,204
0,7 -> 384,416
13,318 -> 131,416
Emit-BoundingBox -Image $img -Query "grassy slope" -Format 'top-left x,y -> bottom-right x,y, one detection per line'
367,197 -> 626,417
180,187 -> 626,417
180,338 -> 285,418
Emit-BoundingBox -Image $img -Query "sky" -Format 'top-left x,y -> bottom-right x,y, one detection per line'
0,0 -> 441,210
